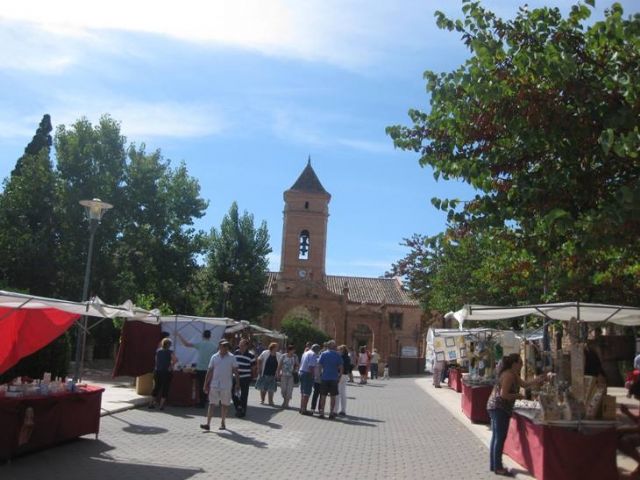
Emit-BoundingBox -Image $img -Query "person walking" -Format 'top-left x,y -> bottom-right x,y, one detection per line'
357,346 -> 370,384
256,342 -> 280,406
176,329 -> 217,407
487,353 -> 545,476
232,338 -> 256,418
369,348 -> 380,380
299,343 -> 320,415
318,340 -> 343,419
348,347 -> 356,382
201,340 -> 239,431
333,345 -> 351,416
277,345 -> 299,409
149,338 -> 177,410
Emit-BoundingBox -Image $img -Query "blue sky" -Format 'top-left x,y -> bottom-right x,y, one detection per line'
0,1 -> 636,278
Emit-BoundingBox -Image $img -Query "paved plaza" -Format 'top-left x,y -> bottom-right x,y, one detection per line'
2,376 -> 499,480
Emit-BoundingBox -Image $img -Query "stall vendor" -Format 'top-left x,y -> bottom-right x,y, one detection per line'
177,330 -> 217,407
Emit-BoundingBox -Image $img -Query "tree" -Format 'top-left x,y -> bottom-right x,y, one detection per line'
387,1 -> 640,303
280,317 -> 330,356
0,115 -> 69,381
203,202 -> 272,321
0,114 -> 58,295
388,229 -> 544,315
54,116 -> 208,313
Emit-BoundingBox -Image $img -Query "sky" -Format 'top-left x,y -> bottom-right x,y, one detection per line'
0,1 -> 636,278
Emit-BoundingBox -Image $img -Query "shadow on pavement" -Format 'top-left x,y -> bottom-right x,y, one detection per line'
2,437 -> 204,480
235,405 -> 283,429
337,414 -> 385,427
109,413 -> 169,435
214,429 -> 268,448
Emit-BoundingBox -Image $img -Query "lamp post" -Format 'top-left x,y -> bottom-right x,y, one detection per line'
221,281 -> 232,317
73,198 -> 113,382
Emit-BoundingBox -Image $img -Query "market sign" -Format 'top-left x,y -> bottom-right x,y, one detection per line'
401,346 -> 418,357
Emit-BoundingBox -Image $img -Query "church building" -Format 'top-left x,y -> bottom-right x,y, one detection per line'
262,161 -> 424,364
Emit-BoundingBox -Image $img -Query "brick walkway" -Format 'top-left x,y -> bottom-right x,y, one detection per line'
2,377 -> 495,480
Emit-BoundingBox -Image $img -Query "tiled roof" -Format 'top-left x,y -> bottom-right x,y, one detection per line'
289,160 -> 328,194
326,275 -> 419,306
264,272 -> 419,306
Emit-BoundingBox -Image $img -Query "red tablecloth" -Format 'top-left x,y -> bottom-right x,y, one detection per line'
168,371 -> 200,406
448,369 -> 464,393
461,381 -> 492,423
0,385 -> 104,461
504,411 -> 617,480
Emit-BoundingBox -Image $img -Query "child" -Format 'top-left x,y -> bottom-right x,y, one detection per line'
382,363 -> 390,380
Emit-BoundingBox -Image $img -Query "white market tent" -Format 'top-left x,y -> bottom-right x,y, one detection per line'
447,302 -> 640,328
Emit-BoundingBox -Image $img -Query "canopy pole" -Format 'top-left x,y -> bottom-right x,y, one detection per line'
523,317 -> 527,380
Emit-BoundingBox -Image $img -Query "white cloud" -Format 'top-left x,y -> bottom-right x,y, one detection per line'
52,96 -> 227,139
0,1 -> 434,71
0,97 -> 226,142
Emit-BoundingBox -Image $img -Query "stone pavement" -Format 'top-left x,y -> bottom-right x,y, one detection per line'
3,376 -> 499,480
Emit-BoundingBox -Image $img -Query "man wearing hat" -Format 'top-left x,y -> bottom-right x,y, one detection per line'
201,340 -> 239,431
298,343 -> 321,415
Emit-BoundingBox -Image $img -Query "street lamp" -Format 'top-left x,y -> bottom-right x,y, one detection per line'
221,281 -> 232,317
73,198 -> 113,381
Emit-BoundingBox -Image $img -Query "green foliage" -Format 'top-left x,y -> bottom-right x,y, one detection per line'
53,115 -> 208,311
202,202 -> 272,321
388,228 -> 544,314
0,115 -> 58,296
280,317 -> 330,355
387,1 -> 640,306
0,114 -> 209,376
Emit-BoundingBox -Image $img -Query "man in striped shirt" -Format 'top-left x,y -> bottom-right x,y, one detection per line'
232,338 -> 256,418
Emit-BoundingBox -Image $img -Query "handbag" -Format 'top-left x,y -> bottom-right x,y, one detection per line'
292,371 -> 300,385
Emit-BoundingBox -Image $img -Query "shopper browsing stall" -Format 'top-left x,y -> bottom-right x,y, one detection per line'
486,353 -> 545,477
149,338 -> 177,410
176,330 -> 217,407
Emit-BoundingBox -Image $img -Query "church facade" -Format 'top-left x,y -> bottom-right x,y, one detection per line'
262,161 -> 424,362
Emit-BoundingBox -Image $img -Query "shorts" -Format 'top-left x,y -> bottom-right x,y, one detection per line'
209,388 -> 232,406
358,365 -> 368,376
299,371 -> 314,396
319,379 -> 339,396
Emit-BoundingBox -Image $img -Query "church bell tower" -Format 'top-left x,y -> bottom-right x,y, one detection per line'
280,159 -> 331,281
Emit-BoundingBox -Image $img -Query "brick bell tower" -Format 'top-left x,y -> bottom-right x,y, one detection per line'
280,158 -> 331,281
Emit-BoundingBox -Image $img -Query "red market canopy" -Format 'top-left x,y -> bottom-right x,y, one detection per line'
0,290 -> 158,375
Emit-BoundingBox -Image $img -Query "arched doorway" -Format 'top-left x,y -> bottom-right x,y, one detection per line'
352,323 -> 373,350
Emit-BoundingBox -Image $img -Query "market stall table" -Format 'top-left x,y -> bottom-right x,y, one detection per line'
0,385 -> 104,461
461,380 -> 492,423
168,370 -> 200,407
504,410 -> 617,480
448,368 -> 464,393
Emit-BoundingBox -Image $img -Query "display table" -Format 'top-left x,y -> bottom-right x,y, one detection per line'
448,369 -> 464,393
504,410 -> 617,480
461,380 -> 492,423
0,385 -> 104,461
168,371 -> 200,406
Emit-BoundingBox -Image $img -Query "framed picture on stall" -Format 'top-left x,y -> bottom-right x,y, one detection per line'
445,337 -> 455,347
436,352 -> 445,362
459,347 -> 467,359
